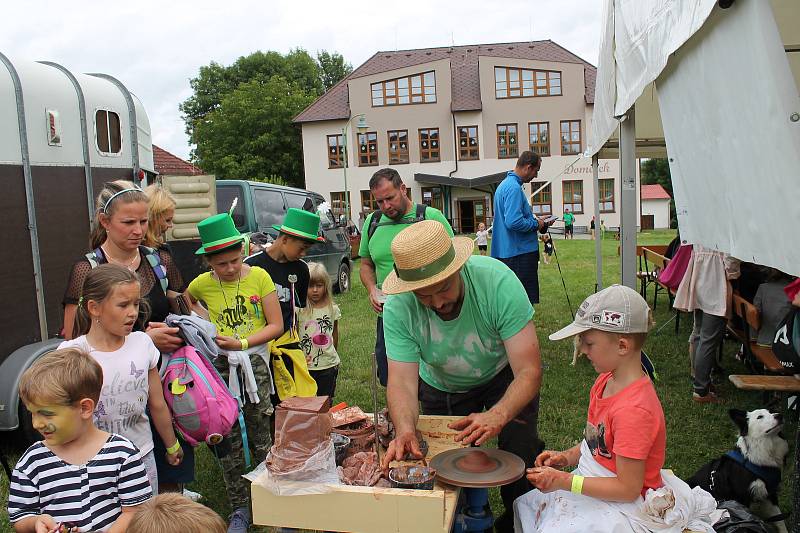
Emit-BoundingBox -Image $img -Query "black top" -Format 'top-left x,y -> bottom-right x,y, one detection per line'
64,246 -> 184,326
245,251 -> 309,335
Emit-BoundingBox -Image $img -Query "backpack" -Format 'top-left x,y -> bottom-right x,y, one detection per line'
772,307 -> 800,371
86,245 -> 168,294
162,345 -> 240,447
366,203 -> 427,240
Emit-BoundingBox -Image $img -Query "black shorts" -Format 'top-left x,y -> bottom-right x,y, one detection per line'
565,225 -> 574,235
478,244 -> 488,251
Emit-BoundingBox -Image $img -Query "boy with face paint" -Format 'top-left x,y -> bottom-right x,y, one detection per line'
8,348 -> 152,533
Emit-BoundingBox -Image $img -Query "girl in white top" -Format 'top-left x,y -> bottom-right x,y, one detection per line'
475,222 -> 490,256
297,262 -> 342,400
59,264 -> 183,492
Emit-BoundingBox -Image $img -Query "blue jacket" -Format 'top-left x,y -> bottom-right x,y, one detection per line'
491,172 -> 539,259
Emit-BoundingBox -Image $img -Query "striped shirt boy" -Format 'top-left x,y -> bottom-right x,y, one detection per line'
8,434 -> 152,532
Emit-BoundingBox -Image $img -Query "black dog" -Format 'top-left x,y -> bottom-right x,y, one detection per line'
688,409 -> 788,532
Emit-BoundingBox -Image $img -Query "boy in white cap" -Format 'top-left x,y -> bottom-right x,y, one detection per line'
514,285 -> 674,532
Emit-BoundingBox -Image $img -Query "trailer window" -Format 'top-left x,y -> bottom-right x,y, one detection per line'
96,110 -> 122,154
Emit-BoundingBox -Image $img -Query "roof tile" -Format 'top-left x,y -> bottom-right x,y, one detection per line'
153,145 -> 204,176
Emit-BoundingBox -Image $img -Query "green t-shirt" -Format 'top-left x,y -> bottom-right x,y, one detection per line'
358,204 -> 453,287
383,255 -> 534,393
187,266 -> 276,338
563,212 -> 575,225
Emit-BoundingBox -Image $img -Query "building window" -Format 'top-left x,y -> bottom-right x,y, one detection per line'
458,126 -> 479,160
422,186 -> 443,212
358,131 -> 378,166
530,181 -> 552,215
494,67 -> 562,99
418,128 -> 440,162
387,130 -> 409,164
95,110 -> 122,154
497,124 -> 518,159
560,120 -> 582,155
360,190 -> 379,213
371,71 -> 436,107
528,122 -> 550,157
562,180 -> 584,214
327,134 -> 344,168
330,191 -> 350,220
599,178 -> 615,213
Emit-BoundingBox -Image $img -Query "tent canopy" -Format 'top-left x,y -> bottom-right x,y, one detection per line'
589,0 -> 800,276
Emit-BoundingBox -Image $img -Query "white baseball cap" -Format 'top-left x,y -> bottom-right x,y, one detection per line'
549,284 -> 652,341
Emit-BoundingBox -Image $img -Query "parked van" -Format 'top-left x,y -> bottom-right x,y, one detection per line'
216,180 -> 352,293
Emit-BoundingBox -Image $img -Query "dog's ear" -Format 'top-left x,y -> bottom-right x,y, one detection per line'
729,409 -> 748,435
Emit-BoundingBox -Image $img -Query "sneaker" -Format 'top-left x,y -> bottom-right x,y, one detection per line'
227,507 -> 251,533
692,391 -> 721,404
182,488 -> 202,502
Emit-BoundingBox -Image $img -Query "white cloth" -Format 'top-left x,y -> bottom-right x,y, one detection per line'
224,345 -> 266,405
59,332 -> 160,455
513,441 -> 723,533
673,245 -> 740,318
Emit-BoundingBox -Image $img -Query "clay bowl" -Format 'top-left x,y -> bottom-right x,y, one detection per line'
388,465 -> 436,490
330,433 -> 351,465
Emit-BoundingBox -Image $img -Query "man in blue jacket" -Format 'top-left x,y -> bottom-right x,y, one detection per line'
491,151 -> 552,304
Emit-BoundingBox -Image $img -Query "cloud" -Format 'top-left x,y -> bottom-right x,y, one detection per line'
2,0 -> 601,162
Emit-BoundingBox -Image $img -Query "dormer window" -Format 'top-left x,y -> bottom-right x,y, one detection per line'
371,71 -> 436,107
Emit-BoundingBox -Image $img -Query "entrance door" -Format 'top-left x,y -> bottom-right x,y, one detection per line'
458,200 -> 475,233
641,214 -> 655,230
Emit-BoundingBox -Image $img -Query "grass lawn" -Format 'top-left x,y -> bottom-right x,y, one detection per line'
1,229 -> 796,532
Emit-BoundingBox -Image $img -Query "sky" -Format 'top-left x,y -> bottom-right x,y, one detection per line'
1,0 -> 603,161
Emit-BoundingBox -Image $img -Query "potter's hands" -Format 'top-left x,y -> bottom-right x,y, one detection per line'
526,466 -> 572,493
448,410 -> 506,446
381,431 -> 423,471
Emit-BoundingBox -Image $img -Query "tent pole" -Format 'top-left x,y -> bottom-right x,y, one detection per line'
619,107 -> 637,289
592,155 -> 603,291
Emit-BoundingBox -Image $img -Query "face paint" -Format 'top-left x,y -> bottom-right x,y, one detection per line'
25,401 -> 84,447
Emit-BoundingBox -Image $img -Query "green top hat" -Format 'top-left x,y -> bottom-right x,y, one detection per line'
195,213 -> 245,255
273,208 -> 324,243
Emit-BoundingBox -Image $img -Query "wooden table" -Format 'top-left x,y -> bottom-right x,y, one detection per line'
251,415 -> 466,533
730,374 -> 800,532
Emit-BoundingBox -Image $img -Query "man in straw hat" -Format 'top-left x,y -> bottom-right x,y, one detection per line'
358,168 -> 453,387
380,219 -> 543,532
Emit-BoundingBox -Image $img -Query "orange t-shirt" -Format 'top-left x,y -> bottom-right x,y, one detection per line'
585,372 -> 666,494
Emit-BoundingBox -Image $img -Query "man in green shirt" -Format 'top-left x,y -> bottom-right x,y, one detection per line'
358,168 -> 452,385
563,208 -> 575,239
379,220 -> 543,533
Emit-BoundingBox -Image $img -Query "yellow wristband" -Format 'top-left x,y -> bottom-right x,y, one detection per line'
571,474 -> 584,494
240,338 -> 249,350
166,441 -> 182,455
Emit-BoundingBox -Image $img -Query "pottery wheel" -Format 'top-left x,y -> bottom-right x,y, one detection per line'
429,448 -> 525,488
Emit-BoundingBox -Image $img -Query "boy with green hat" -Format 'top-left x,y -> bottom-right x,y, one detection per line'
245,207 -> 321,399
183,212 -> 284,533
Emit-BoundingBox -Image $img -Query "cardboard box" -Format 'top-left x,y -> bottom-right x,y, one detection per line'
252,415 -> 466,532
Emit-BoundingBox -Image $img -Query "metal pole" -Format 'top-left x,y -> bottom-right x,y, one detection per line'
619,107 -> 637,289
342,125 -> 350,225
592,155 -> 603,291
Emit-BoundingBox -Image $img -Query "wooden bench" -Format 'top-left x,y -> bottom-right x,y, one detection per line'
642,247 -> 683,334
729,374 -> 800,392
731,293 -> 789,374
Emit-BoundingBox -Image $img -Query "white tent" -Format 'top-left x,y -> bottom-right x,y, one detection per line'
589,0 -> 800,283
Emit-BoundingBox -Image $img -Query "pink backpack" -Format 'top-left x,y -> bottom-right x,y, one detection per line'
162,345 -> 239,447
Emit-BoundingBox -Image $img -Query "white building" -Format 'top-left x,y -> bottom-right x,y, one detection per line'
640,184 -> 672,230
294,41 -> 644,234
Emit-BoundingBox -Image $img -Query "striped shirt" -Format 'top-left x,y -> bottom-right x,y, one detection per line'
8,434 -> 152,532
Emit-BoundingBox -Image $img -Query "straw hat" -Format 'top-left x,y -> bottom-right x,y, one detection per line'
381,220 -> 474,294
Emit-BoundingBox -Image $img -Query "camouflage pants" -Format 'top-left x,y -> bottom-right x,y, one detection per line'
216,348 -> 274,511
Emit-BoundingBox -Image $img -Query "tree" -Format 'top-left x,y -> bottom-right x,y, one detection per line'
191,77 -> 315,187
317,51 -> 352,92
180,48 -> 351,187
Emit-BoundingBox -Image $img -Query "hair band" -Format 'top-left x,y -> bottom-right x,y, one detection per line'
102,186 -> 143,213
